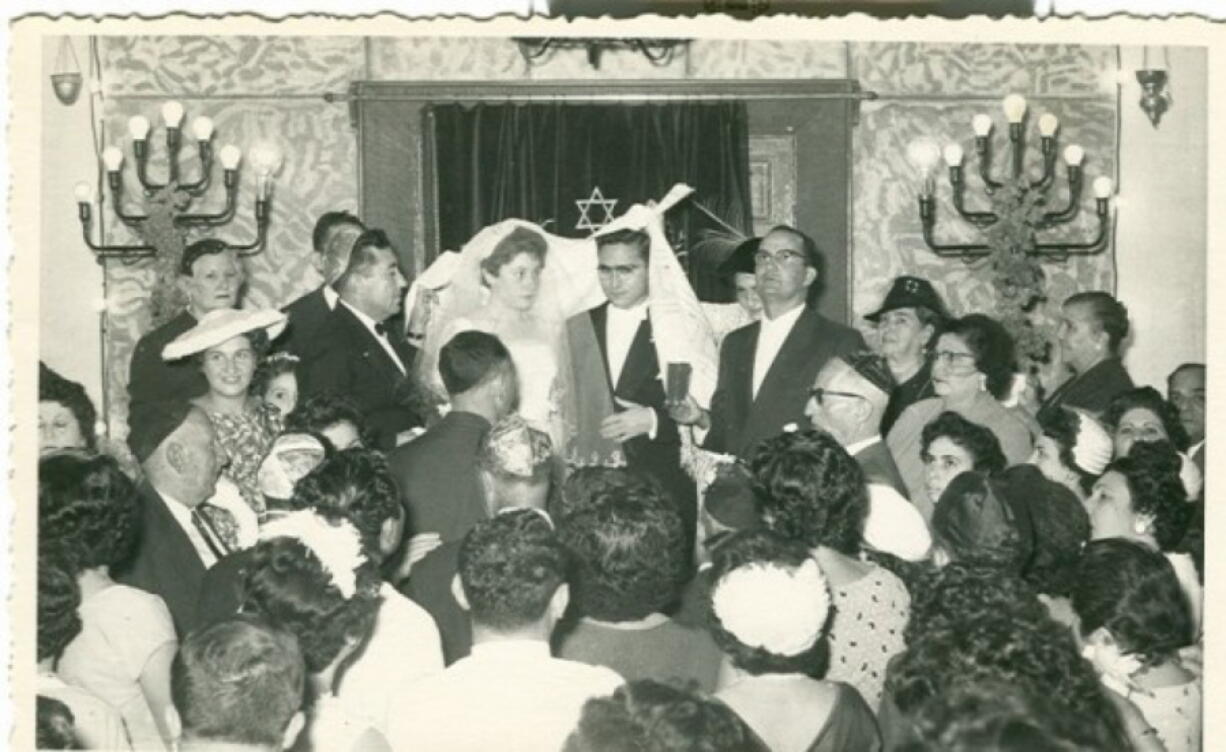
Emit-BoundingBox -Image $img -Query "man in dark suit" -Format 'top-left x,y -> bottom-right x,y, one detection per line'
672,225 -> 866,459
301,229 -> 420,451
279,210 -> 365,362
805,351 -> 908,498
127,239 -> 244,413
568,228 -> 697,553
1169,363 -> 1206,476
387,331 -> 517,550
115,400 -> 228,638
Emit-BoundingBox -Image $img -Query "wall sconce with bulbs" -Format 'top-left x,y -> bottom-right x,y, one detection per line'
75,100 -> 280,261
915,93 -> 1113,261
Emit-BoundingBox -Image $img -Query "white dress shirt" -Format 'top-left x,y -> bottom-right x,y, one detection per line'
388,639 -> 623,752
340,300 -> 406,375
751,302 -> 806,398
156,490 -> 219,568
322,283 -> 339,310
845,435 -> 884,457
605,300 -> 649,385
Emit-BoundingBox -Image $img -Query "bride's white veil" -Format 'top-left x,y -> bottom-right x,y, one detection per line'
416,184 -> 718,466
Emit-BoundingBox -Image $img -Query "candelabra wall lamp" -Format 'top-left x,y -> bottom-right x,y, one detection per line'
74,100 -> 281,262
914,93 -> 1113,262
515,38 -> 690,70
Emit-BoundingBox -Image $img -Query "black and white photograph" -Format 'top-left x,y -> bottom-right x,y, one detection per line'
11,9 -> 1222,751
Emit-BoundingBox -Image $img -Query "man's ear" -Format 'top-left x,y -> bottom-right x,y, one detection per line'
378,516 -> 402,557
165,440 -> 186,475
164,705 -> 183,747
282,711 -> 306,751
310,252 -> 325,276
549,582 -> 570,622
451,573 -> 470,611
803,266 -> 818,289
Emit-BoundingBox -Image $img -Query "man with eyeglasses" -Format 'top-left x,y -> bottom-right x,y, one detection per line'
671,225 -> 865,459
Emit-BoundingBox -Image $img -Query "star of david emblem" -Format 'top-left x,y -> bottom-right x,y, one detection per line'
575,186 -> 618,233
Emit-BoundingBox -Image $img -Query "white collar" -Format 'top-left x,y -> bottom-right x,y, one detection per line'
470,639 -> 551,661
845,435 -> 883,455
760,302 -> 805,331
322,284 -> 339,309
340,299 -> 384,334
580,613 -> 670,631
607,299 -> 649,321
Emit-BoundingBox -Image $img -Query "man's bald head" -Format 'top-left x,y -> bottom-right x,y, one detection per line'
805,354 -> 891,446
145,406 -> 222,507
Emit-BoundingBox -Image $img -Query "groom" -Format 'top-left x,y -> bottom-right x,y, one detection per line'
568,228 -> 697,558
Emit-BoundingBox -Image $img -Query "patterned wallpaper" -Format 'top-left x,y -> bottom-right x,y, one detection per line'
92,35 -> 1118,436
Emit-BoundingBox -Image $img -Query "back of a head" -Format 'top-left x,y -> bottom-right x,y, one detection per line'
36,696 -> 80,750
1017,466 -> 1089,596
1106,439 -> 1191,549
906,562 -> 1041,646
439,330 -> 512,397
171,615 -> 305,748
1070,538 -> 1193,664
38,451 -> 139,575
289,447 -> 400,559
37,554 -> 82,664
479,414 -> 555,490
555,466 -> 652,521
458,509 -> 568,632
750,429 -> 867,554
899,680 -> 1098,752
932,470 -> 1034,575
559,493 -> 687,622
566,679 -> 766,752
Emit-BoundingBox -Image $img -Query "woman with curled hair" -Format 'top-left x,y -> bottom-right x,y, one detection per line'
37,554 -> 132,750
1071,538 -> 1200,752
917,411 -> 1007,520
1086,440 -> 1200,638
1038,291 -> 1134,424
706,530 -> 881,752
882,601 -> 1130,751
1029,406 -> 1113,507
240,510 -> 387,752
40,451 -> 178,750
751,429 -> 909,711
1105,387 -> 1201,499
565,679 -> 768,752
889,314 -> 1033,514
39,363 -> 97,455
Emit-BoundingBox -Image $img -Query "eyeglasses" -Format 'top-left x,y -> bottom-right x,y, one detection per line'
808,387 -> 866,406
754,249 -> 806,267
930,350 -> 977,370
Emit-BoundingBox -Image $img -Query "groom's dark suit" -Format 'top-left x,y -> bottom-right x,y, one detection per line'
583,303 -> 697,553
705,306 -> 866,459
302,303 -> 420,451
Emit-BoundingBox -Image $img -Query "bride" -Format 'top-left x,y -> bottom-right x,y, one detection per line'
417,185 -> 719,469
424,226 -> 572,449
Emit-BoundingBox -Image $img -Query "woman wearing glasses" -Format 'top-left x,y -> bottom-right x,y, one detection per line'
887,314 -> 1034,516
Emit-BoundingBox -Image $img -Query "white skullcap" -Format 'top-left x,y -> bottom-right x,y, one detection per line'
863,483 -> 932,562
1069,409 -> 1113,476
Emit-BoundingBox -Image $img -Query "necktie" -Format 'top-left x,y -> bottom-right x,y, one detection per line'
191,506 -> 231,561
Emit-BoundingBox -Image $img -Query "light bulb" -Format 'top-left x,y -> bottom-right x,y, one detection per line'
907,139 -> 941,172
192,116 -> 214,141
972,114 -> 993,138
161,100 -> 185,128
219,144 -> 242,170
127,115 -> 150,140
248,141 -> 284,176
102,145 -> 124,171
942,144 -> 964,167
1093,176 -> 1114,199
1002,94 -> 1028,124
1063,144 -> 1084,167
73,182 -> 93,203
1038,113 -> 1059,138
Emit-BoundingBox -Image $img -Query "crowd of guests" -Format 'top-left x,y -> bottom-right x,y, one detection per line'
34,209 -> 1206,751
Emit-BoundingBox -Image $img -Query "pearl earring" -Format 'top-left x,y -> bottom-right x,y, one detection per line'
1132,518 -> 1150,536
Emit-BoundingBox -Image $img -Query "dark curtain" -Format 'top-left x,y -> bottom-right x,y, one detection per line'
430,102 -> 752,291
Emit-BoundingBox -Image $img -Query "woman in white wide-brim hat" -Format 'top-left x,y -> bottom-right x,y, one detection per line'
163,308 -> 287,520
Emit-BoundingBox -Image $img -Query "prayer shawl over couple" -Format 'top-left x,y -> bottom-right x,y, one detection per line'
417,185 -> 863,521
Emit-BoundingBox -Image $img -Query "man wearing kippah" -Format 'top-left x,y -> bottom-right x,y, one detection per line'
116,400 -> 227,637
806,352 -> 931,562
128,239 -> 244,413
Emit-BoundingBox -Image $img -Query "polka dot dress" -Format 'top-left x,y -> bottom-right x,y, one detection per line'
1130,680 -> 1202,752
823,565 -> 911,709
